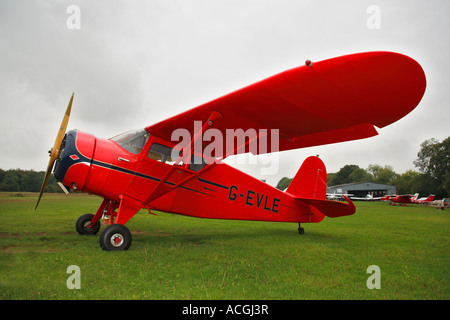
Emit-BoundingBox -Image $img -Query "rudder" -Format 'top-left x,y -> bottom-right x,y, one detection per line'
286,156 -> 327,200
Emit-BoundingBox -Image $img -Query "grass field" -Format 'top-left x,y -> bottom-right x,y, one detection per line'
0,192 -> 448,300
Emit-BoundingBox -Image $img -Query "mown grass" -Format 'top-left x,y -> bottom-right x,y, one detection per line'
0,192 -> 448,300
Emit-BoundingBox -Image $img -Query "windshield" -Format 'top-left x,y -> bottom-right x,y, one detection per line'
110,129 -> 150,154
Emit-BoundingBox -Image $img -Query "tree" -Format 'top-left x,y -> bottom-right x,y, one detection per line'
414,137 -> 450,196
442,173 -> 450,197
276,177 -> 292,191
414,138 -> 441,178
0,169 -> 63,193
326,165 -> 373,186
327,173 -> 337,186
349,167 -> 373,183
367,164 -> 398,184
21,170 -> 42,192
0,170 -> 20,191
393,170 -> 421,195
331,164 -> 360,185
412,173 -> 440,196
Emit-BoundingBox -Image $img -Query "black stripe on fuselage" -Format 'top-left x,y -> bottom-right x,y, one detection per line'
91,160 -> 214,197
197,177 -> 229,190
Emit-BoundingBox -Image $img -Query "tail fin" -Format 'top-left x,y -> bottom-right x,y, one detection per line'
286,156 -> 327,200
287,156 -> 355,218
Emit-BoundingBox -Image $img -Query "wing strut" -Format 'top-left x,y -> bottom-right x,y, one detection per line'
144,111 -> 222,204
144,111 -> 271,204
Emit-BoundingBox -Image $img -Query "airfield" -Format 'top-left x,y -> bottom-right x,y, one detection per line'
0,192 -> 448,300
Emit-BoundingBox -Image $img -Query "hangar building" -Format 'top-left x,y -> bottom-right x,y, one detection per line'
327,182 -> 396,198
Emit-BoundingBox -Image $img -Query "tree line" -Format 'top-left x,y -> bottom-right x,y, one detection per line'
0,169 -> 63,193
277,137 -> 450,198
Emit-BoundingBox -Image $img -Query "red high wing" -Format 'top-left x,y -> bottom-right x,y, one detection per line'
146,51 -> 426,155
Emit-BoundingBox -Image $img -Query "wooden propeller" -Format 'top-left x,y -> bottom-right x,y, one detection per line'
35,93 -> 74,210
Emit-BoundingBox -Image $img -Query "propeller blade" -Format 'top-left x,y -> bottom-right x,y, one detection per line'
50,93 -> 74,162
35,161 -> 55,210
35,93 -> 74,210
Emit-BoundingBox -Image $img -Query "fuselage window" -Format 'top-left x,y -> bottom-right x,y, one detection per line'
148,143 -> 179,164
148,143 -> 207,171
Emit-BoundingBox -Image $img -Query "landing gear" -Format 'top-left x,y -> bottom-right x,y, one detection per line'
99,224 -> 132,251
74,197 -> 140,250
76,213 -> 101,235
298,223 -> 305,235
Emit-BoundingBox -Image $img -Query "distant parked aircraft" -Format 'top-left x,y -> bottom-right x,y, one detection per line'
413,194 -> 435,204
327,193 -> 353,201
382,193 -> 419,206
350,194 -> 381,201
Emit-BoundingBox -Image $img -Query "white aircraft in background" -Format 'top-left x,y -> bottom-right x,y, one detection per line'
326,193 -> 353,201
350,194 -> 382,201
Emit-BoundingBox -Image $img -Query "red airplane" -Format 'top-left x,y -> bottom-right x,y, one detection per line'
413,194 -> 435,204
35,51 -> 426,250
383,193 -> 419,205
381,194 -> 435,205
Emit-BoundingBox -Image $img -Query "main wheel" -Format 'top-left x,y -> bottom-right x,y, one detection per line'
76,213 -> 101,235
99,224 -> 132,251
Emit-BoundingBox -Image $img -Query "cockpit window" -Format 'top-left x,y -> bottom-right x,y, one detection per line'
110,129 -> 150,154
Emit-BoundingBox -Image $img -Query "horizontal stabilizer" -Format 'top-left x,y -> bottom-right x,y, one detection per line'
298,195 -> 356,218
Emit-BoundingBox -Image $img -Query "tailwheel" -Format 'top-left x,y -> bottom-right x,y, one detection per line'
99,224 -> 132,251
76,213 -> 101,235
298,223 -> 305,235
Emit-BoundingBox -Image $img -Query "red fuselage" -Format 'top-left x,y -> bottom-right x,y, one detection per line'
382,193 -> 420,205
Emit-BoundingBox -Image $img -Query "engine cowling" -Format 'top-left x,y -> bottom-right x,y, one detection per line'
54,130 -> 95,191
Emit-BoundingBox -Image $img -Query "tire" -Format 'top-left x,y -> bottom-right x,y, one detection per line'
76,213 -> 101,235
99,224 -> 132,251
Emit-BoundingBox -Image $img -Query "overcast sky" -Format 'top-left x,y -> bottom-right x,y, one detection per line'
1,0 -> 449,186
